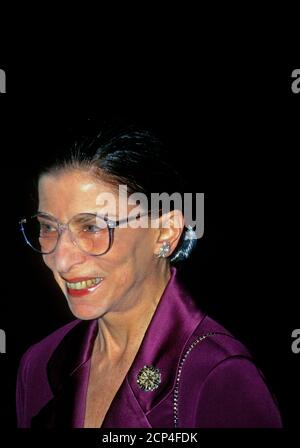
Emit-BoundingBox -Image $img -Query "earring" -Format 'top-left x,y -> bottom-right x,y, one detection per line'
156,241 -> 171,258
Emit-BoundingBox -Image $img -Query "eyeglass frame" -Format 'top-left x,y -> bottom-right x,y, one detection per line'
19,210 -> 156,256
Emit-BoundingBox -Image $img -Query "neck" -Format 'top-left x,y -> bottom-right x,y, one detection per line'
95,264 -> 171,363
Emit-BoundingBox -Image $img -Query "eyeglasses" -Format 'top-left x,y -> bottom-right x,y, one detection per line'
19,211 -> 152,256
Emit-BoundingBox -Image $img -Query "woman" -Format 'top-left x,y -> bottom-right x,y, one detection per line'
17,125 -> 282,428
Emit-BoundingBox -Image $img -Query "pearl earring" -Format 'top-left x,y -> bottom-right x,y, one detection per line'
157,241 -> 171,258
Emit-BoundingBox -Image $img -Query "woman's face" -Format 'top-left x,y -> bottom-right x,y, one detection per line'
38,170 -> 161,320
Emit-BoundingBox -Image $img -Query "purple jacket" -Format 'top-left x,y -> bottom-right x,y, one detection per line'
16,269 -> 282,428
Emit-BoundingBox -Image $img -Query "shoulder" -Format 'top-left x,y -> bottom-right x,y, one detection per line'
177,314 -> 253,391
16,319 -> 81,428
185,314 -> 252,365
177,315 -> 282,427
18,319 -> 80,376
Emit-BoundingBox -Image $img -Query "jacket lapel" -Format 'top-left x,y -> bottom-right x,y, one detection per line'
31,319 -> 98,428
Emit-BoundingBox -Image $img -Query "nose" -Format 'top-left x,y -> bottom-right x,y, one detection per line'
51,229 -> 86,274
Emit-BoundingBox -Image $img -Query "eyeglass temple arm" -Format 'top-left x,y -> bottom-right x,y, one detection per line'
19,219 -> 32,247
111,210 -> 161,228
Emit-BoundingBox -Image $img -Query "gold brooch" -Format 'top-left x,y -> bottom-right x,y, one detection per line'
137,365 -> 161,391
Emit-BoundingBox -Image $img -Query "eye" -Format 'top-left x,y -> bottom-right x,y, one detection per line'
82,224 -> 102,234
39,222 -> 57,235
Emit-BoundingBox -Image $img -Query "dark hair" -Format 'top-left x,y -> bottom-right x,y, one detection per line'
41,122 -> 197,263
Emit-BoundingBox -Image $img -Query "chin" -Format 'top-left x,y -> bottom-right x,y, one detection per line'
67,303 -> 105,320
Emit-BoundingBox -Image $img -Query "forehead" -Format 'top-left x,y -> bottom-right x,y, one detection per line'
38,170 -> 119,217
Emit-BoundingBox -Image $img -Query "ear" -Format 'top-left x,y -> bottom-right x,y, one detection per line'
154,210 -> 185,257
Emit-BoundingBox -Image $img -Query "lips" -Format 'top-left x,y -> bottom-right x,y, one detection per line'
64,276 -> 104,297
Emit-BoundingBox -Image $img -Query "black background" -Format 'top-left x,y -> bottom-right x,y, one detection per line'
0,34 -> 299,444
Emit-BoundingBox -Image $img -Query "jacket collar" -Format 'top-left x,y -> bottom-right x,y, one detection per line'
31,319 -> 98,428
32,267 -> 205,427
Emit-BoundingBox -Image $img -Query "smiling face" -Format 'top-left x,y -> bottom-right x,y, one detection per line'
38,169 -> 165,320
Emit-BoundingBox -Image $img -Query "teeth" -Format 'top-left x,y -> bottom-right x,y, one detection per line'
66,277 -> 102,290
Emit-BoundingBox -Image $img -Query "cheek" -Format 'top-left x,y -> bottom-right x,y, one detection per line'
129,230 -> 156,266
42,255 -> 56,277
42,254 -> 53,270
105,231 -> 155,284
110,229 -> 154,262
42,255 -> 66,292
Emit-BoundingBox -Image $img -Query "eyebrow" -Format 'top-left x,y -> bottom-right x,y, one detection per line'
36,211 -> 113,222
36,212 -> 58,222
